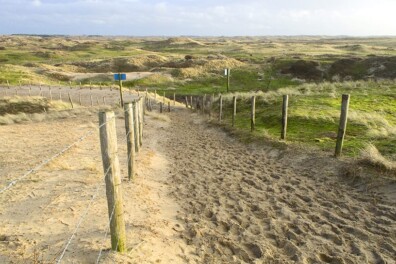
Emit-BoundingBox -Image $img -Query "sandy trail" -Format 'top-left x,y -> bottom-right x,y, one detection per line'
0,98 -> 395,263
162,109 -> 396,263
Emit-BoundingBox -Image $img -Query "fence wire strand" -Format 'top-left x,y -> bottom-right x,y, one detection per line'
0,115 -> 117,194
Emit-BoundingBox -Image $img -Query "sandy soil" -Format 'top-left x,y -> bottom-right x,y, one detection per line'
0,95 -> 395,263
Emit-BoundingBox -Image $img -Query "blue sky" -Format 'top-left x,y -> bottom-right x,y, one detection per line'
0,0 -> 395,36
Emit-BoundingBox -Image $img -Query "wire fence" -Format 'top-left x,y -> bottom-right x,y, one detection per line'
0,92 -> 151,263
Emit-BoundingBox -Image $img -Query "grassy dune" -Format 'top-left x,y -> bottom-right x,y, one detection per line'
215,80 -> 396,164
0,35 -> 395,163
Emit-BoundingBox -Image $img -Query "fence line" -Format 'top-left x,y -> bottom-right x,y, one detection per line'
0,87 -> 151,262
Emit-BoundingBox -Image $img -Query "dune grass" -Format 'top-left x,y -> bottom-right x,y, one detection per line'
213,80 -> 396,160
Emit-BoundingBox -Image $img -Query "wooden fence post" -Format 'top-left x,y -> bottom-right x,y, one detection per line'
219,94 -> 223,122
90,94 -> 93,107
138,99 -> 143,146
281,95 -> 289,140
59,90 -> 62,101
133,101 -> 140,153
335,94 -> 350,157
185,96 -> 188,108
232,96 -> 237,127
173,93 -> 176,105
168,102 -> 171,112
49,88 -> 52,101
251,96 -> 256,132
124,103 -> 136,180
160,102 -> 163,113
68,93 -> 74,109
190,96 -> 193,110
98,111 -> 127,253
103,96 -> 106,105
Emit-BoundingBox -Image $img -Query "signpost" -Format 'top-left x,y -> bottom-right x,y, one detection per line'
224,68 -> 230,93
114,73 -> 126,107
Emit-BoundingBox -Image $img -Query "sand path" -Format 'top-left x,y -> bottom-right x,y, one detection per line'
0,101 -> 395,263
162,109 -> 396,263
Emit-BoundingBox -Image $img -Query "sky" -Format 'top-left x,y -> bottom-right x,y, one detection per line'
0,0 -> 395,36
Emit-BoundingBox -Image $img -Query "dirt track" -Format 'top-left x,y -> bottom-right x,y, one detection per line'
0,96 -> 395,263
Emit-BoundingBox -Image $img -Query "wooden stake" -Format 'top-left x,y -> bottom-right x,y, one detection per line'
190,96 -> 193,110
173,93 -> 176,105
98,111 -> 127,253
49,88 -> 52,101
160,102 -> 163,113
281,95 -> 289,140
133,101 -> 140,153
251,96 -> 256,132
90,94 -> 93,107
124,103 -> 136,180
335,94 -> 350,157
232,96 -> 237,127
68,93 -> 74,108
219,94 -> 223,123
185,96 -> 188,108
168,102 -> 171,112
103,96 -> 106,105
138,99 -> 143,146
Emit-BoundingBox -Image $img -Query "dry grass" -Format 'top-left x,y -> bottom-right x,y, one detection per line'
360,144 -> 396,171
146,111 -> 171,122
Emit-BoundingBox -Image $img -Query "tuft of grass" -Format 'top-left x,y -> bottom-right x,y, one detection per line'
360,144 -> 396,171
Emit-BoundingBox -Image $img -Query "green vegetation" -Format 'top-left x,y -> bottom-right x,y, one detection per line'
215,81 -> 396,160
0,35 -> 395,162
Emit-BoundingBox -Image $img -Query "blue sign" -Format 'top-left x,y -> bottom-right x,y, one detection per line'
114,73 -> 127,81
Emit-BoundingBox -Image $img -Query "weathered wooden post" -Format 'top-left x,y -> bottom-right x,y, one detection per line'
232,96 -> 237,127
133,101 -> 140,153
251,96 -> 256,132
160,102 -> 163,113
49,87 -> 53,101
163,92 -> 166,104
79,82 -> 82,89
190,96 -> 193,110
335,94 -> 350,157
124,103 -> 136,180
138,99 -> 143,146
69,81 -> 72,89
99,111 -> 127,253
90,94 -> 93,107
226,68 -> 230,93
173,93 -> 176,105
68,93 -> 74,109
185,96 -> 189,108
103,96 -> 106,105
219,94 -> 223,123
96,97 -> 99,105
281,95 -> 289,140
168,102 -> 171,112
154,90 -> 157,100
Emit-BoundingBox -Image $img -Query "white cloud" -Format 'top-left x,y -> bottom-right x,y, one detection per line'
32,0 -> 42,7
0,0 -> 395,35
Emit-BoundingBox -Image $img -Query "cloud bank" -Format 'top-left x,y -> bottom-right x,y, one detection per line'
0,0 -> 395,35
